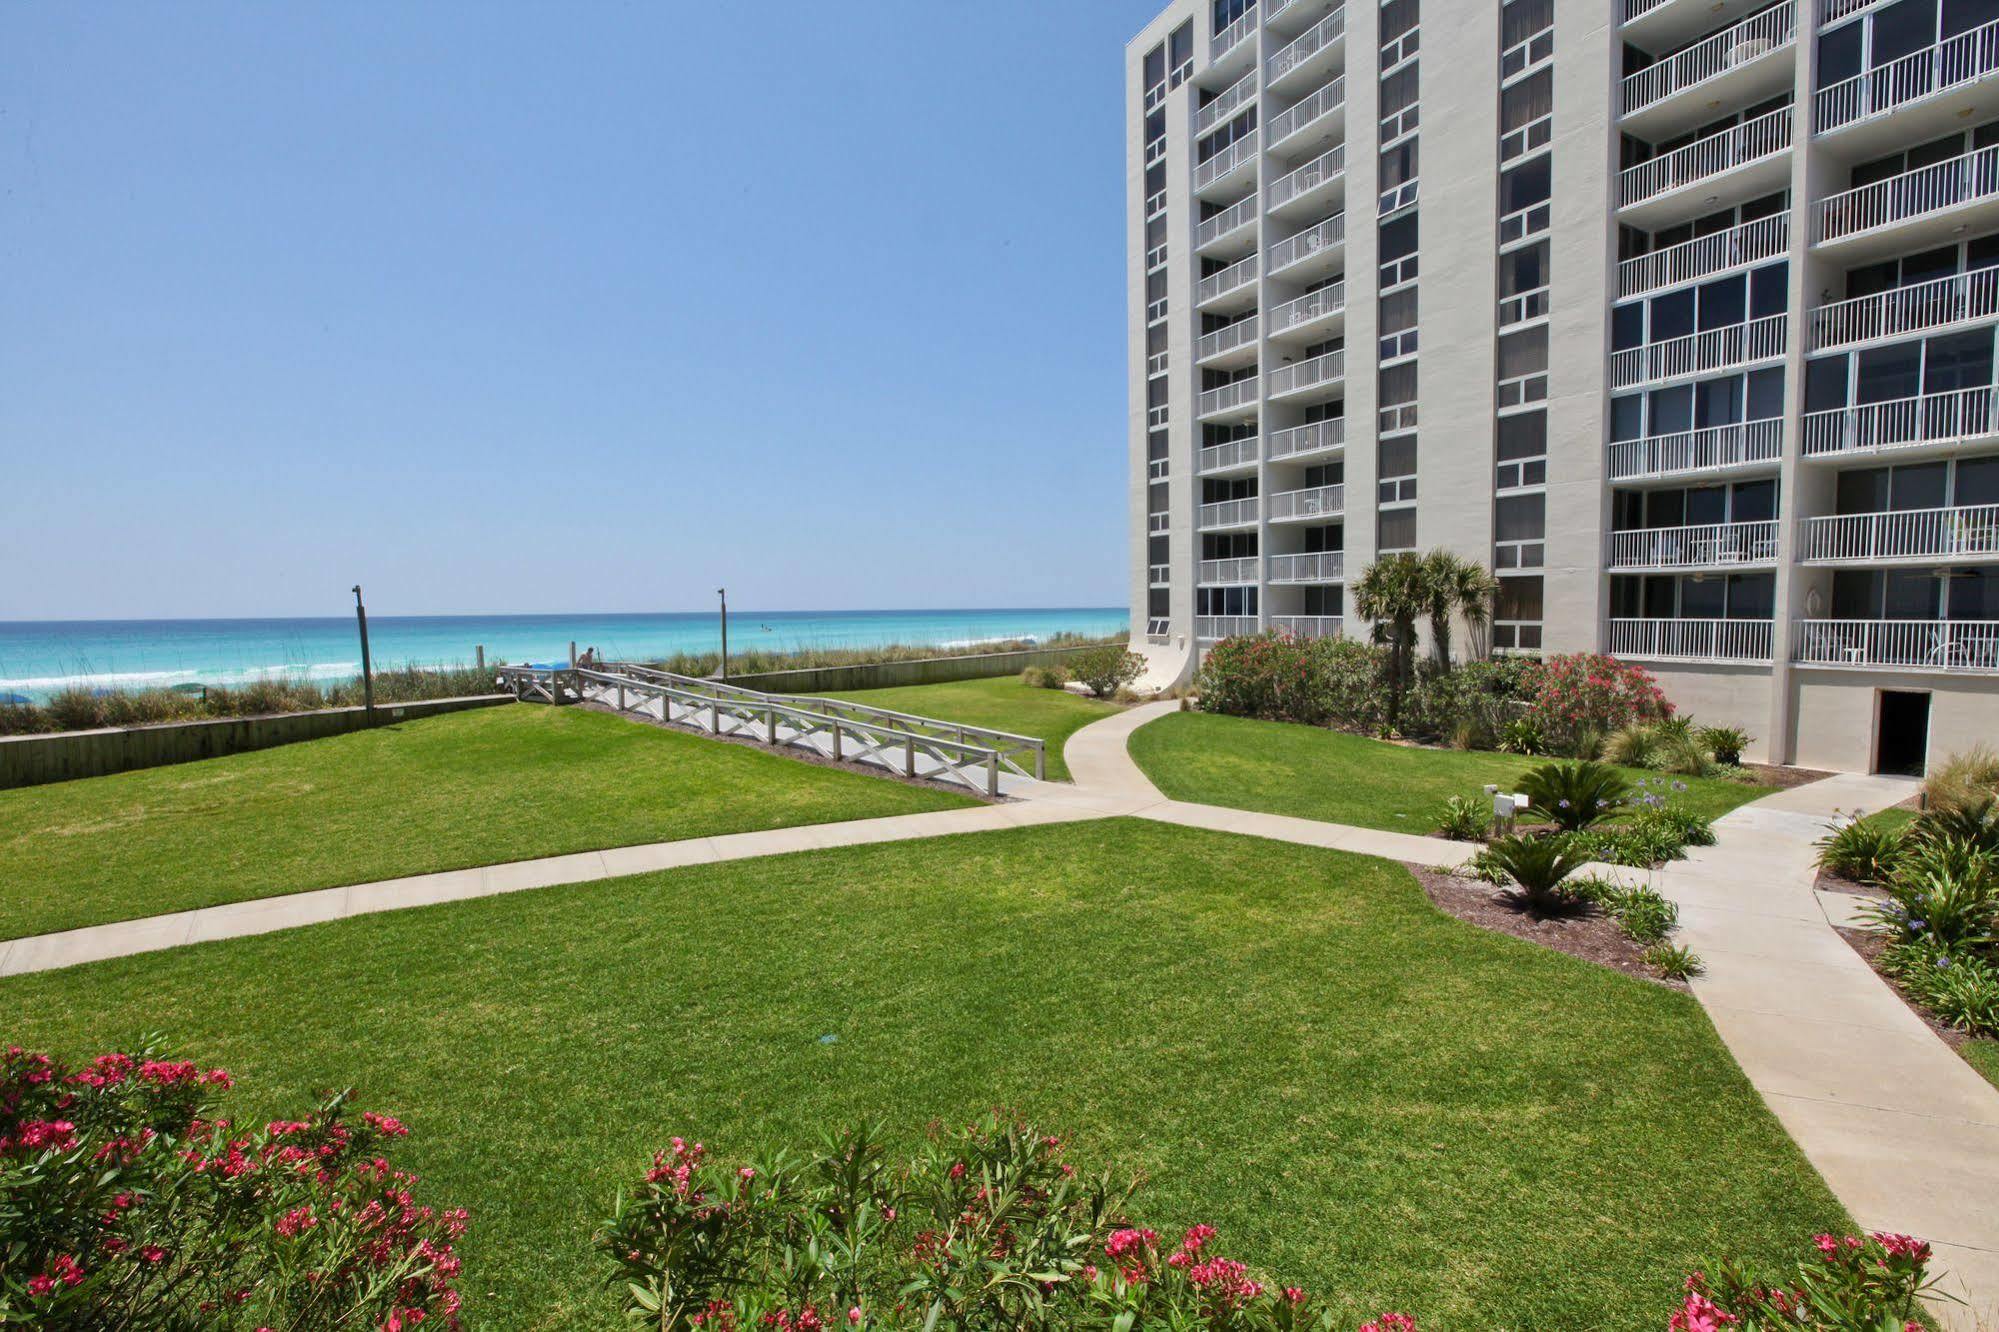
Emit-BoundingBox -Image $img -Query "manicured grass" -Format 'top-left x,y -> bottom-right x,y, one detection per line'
1129,711 -> 1776,833
1865,806 -> 1922,835
822,675 -> 1117,781
0,820 -> 1843,1329
1966,1039 -> 1999,1091
0,704 -> 970,940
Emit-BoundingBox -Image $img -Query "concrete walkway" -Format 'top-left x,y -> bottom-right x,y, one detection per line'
7,699 -> 1995,1323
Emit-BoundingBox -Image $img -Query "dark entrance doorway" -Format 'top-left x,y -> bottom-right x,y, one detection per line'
1875,690 -> 1931,777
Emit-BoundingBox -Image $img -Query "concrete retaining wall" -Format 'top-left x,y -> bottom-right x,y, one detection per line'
0,694 -> 516,791
720,645 -> 1108,696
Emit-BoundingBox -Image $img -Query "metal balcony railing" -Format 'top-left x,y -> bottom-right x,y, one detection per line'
1198,377 -> 1260,417
1819,144 -> 1999,245
1268,282 -> 1346,334
1619,105 -> 1791,209
1606,418 -> 1783,480
1617,213 -> 1789,298
1199,496 -> 1261,528
1269,76 -> 1345,145
1268,552 -> 1345,581
1196,69 -> 1259,135
1197,315 -> 1260,361
1197,614 -> 1262,638
1267,349 -> 1344,395
1213,5 -> 1259,59
1607,519 -> 1780,568
1194,131 -> 1259,192
1199,436 -> 1260,472
1270,614 -> 1343,638
1798,504 -> 1999,562
1268,214 -> 1345,271
1610,312 -> 1787,388
1195,195 -> 1259,249
1811,267 -> 1999,350
1816,19 -> 1999,135
1267,7 -> 1344,83
1607,617 -> 1774,661
1795,618 -> 1999,670
1267,483 -> 1346,521
1196,253 -> 1259,304
1621,4 -> 1795,117
1199,555 -> 1261,583
1268,143 -> 1345,209
1267,418 -> 1345,460
1802,384 -> 1999,457
1624,0 -> 1675,20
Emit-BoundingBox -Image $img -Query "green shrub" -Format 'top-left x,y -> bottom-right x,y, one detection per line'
1814,813 -> 1906,885
1863,837 -> 1999,951
1697,724 -> 1751,765
1436,794 -> 1492,842
1643,943 -> 1704,980
1496,716 -> 1545,755
1910,795 -> 1999,857
1603,725 -> 1663,769
1571,876 -> 1682,945
1882,937 -> 1999,1036
1520,653 -> 1671,757
1069,646 -> 1144,699
1480,834 -> 1590,915
1516,760 -> 1636,832
1020,665 -> 1069,690
1566,822 -> 1688,868
1925,744 -> 1999,815
1604,721 -> 1712,775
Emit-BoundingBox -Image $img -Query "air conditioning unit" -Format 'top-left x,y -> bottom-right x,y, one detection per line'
1728,37 -> 1773,66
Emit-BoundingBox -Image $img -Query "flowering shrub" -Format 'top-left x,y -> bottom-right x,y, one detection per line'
1520,654 -> 1671,757
1070,646 -> 1145,699
597,1112 -> 1414,1330
1672,1230 -> 1941,1330
1,1041 -> 464,1330
1195,636 -> 1388,732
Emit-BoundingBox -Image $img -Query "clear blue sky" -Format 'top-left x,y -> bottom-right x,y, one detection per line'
1,2 -> 1158,620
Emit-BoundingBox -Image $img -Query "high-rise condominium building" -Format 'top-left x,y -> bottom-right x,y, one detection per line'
1126,0 -> 1999,773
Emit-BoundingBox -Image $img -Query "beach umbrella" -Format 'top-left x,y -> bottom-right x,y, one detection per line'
0,692 -> 31,706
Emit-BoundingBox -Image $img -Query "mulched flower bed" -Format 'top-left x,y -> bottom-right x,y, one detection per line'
1405,861 -> 1686,990
1732,762 -> 1834,790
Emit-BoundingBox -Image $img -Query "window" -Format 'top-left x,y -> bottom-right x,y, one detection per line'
1495,493 -> 1546,568
1494,576 -> 1544,650
1377,507 -> 1418,552
1212,0 -> 1253,33
1168,22 -> 1193,85
1197,586 -> 1258,616
1497,411 -> 1548,492
1500,70 -> 1552,160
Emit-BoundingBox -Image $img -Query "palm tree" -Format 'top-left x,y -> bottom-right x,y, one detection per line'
1352,552 -> 1429,728
1421,551 -> 1502,670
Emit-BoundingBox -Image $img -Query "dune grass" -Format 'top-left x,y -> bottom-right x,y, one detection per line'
0,704 -> 970,939
0,818 -> 1842,1330
1128,711 -> 1775,833
821,676 -> 1118,781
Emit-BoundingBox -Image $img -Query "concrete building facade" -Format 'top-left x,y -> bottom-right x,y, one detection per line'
1128,0 -> 1999,773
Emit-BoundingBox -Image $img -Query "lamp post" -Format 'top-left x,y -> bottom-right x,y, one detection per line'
351,585 -> 375,714
717,587 -> 729,681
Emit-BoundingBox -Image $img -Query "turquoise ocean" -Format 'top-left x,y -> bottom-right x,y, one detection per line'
0,608 -> 1129,701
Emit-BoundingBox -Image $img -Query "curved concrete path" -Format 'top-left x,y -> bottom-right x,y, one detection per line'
6,700 -> 1993,1324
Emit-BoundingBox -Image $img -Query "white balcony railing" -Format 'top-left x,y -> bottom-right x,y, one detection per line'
1607,519 -> 1780,568
1607,617 -> 1774,661
1195,195 -> 1260,249
1795,619 -> 1999,671
1610,312 -> 1787,388
1197,614 -> 1262,639
1268,483 -> 1346,521
1199,436 -> 1260,472
1269,76 -> 1345,145
1269,282 -> 1346,334
1607,418 -> 1784,480
1618,212 -> 1789,298
1619,105 -> 1791,209
1197,315 -> 1260,361
1267,7 -> 1344,83
1213,5 -> 1259,59
1268,349 -> 1344,395
1811,267 -> 1999,350
1270,614 -> 1343,638
1267,417 -> 1345,460
1196,253 -> 1259,304
1194,131 -> 1259,192
1268,143 -> 1346,209
1196,69 -> 1259,136
1268,552 -> 1345,581
1624,0 -> 1673,19
1199,496 -> 1261,528
1198,377 -> 1260,417
1818,144 -> 1999,245
1799,504 -> 1999,563
1199,555 -> 1261,584
1802,384 -> 1999,457
1621,4 -> 1795,117
1269,213 -> 1345,271
1816,19 -> 1999,136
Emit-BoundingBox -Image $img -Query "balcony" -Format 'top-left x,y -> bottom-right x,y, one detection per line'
1801,385 -> 1999,460
1607,519 -> 1780,569
1266,7 -> 1344,90
1623,0 -> 1778,51
1267,349 -> 1344,398
1197,615 -> 1262,640
1267,417 -> 1344,461
1197,315 -> 1260,366
1194,131 -> 1259,195
1609,313 -> 1787,389
1617,212 -> 1789,299
1269,215 -> 1345,280
1195,195 -> 1260,254
1198,376 -> 1260,421
1811,268 -> 1999,352
1271,614 -> 1343,638
1199,435 -> 1260,474
1196,69 -> 1258,136
1617,105 -> 1792,224
1210,5 -> 1260,72
1199,496 -> 1261,529
1267,282 -> 1346,339
1606,617 -> 1775,663
1199,555 -> 1261,584
1268,551 -> 1345,582
1620,5 -> 1796,137
1816,19 -> 1999,147
1794,618 -> 1999,672
1269,76 -> 1345,152
1607,418 -> 1784,482
1267,483 -> 1346,522
1195,253 -> 1258,309
1798,505 -> 1999,564
1816,145 -> 1999,257
1267,144 -> 1346,215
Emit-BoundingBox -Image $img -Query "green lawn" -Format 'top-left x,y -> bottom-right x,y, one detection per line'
0,820 -> 1842,1330
0,704 -> 970,940
1129,711 -> 1776,832
822,675 -> 1117,782
1966,1039 -> 1999,1090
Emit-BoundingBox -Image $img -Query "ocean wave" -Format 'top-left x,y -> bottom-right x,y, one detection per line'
0,662 -> 364,692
